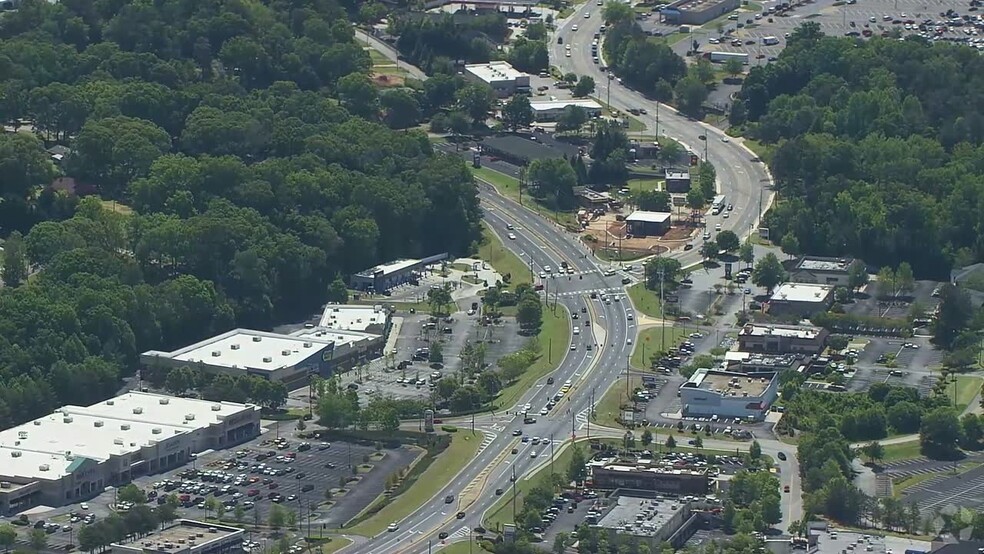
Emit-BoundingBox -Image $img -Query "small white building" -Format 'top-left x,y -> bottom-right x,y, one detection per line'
768,282 -> 834,317
530,99 -> 603,121
463,61 -> 531,97
679,369 -> 778,421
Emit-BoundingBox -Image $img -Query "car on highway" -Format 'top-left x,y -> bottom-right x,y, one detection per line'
530,451 -> 538,458
508,233 -> 516,240
572,24 -> 578,31
684,243 -> 694,250
439,532 -> 449,540
584,12 -> 590,18
387,523 -> 399,532
784,485 -> 790,493
715,223 -> 722,231
540,407 -> 549,416
456,512 -> 466,519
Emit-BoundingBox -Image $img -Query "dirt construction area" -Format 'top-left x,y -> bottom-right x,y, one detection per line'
583,213 -> 696,256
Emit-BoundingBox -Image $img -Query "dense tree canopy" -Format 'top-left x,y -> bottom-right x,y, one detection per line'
0,0 -> 483,428
737,23 -> 984,276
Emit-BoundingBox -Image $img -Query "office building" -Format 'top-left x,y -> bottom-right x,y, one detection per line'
768,282 -> 834,317
679,369 -> 779,421
0,393 -> 259,515
588,464 -> 709,495
661,0 -> 741,25
351,253 -> 448,292
530,99 -> 603,121
737,323 -> 828,354
110,520 -> 244,554
790,256 -> 857,287
626,211 -> 672,237
463,61 -> 531,97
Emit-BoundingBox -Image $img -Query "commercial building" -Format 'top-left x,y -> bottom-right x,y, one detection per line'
588,463 -> 709,495
790,256 -> 857,287
574,187 -> 613,210
723,351 -> 808,373
768,282 -> 835,317
680,369 -> 779,421
529,99 -> 603,121
737,323 -> 828,354
664,170 -> 691,193
351,253 -> 448,292
628,140 -> 660,160
626,211 -> 672,237
661,0 -> 741,25
110,520 -> 244,554
594,495 -> 694,545
0,393 -> 259,515
463,61 -> 531,97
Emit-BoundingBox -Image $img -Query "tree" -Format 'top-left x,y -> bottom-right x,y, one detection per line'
665,435 -> 676,448
568,444 -> 588,483
847,260 -> 869,292
268,504 -> 287,531
553,532 -> 569,554
933,284 -> 972,348
642,429 -> 653,446
337,73 -> 379,119
0,525 -> 16,553
528,158 -> 577,209
29,528 -> 47,551
117,484 -> 147,504
326,274 -> 348,303
674,76 -> 708,116
633,190 -> 671,212
780,233 -> 800,259
699,239 -> 718,262
752,253 -> 786,292
749,440 -> 762,460
427,285 -> 453,316
739,241 -> 754,268
1,231 -> 28,287
724,57 -> 744,79
556,105 -> 588,133
602,1 -> 635,24
428,341 -> 444,364
645,257 -> 682,289
380,89 -> 421,129
895,262 -> 915,296
686,186 -> 706,213
573,76 -> 596,98
919,407 -> 962,460
861,441 -> 884,465
716,230 -> 740,252
456,84 -> 495,123
962,413 -> 983,449
502,94 -> 534,131
516,296 -> 544,332
876,266 -> 896,299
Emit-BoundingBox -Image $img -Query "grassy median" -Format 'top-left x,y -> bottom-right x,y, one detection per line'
346,433 -> 483,537
627,282 -> 664,319
630,326 -> 688,369
478,222 -> 531,289
495,306 -> 571,409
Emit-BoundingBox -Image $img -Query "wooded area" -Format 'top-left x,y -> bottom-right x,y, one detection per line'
734,23 -> 984,277
0,0 -> 482,427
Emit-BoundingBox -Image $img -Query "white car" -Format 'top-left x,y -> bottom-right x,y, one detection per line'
715,223 -> 722,231
540,407 -> 549,416
627,338 -> 633,344
584,12 -> 591,18
566,51 -> 571,57
508,233 -> 517,240
572,24 -> 579,31
387,523 -> 399,532
530,451 -> 538,458
565,44 -> 571,50
721,136 -> 729,142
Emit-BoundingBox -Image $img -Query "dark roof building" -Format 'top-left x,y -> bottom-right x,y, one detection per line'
479,134 -> 579,165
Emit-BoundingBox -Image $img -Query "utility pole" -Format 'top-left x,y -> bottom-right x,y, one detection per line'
511,465 -> 518,524
550,433 -> 555,475
659,266 -> 666,350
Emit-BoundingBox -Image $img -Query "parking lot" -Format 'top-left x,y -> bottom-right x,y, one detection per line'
845,336 -> 942,395
903,463 -> 984,512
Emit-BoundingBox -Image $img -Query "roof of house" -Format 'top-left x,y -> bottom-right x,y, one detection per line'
770,282 -> 834,303
626,211 -> 672,224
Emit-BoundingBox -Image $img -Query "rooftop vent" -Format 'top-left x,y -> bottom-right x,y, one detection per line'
114,438 -> 124,445
133,407 -> 144,414
32,421 -> 40,426
211,405 -> 222,411
18,431 -> 28,438
63,416 -> 73,424
211,350 -> 221,357
230,344 -> 240,350
94,421 -> 104,428
252,336 -> 262,342
159,398 -> 170,405
0,482 -> 11,489
38,464 -> 49,472
185,414 -> 196,421
281,349 -> 291,356
106,400 -> 115,405
10,451 -> 21,458
121,424 -> 131,431
303,342 -> 312,348
262,356 -> 273,363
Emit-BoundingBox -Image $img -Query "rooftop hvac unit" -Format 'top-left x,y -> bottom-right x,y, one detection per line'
208,527 -> 218,534
211,405 -> 221,411
281,350 -> 291,356
38,464 -> 49,471
211,351 -> 221,357
133,407 -> 144,414
121,424 -> 131,431
65,454 -> 75,461
185,414 -> 196,421
252,336 -> 262,342
18,431 -> 28,438
0,482 -> 11,489
303,342 -> 312,348
160,398 -> 170,405
114,438 -> 124,445
197,533 -> 205,538
32,420 -> 40,426
231,344 -> 240,350
106,400 -> 115,405
152,427 -> 162,434
177,539 -> 186,544
10,451 -> 21,458
262,357 -> 273,363
63,416 -> 73,423
94,421 -> 104,427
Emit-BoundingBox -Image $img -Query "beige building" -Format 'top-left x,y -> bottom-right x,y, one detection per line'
110,520 -> 244,554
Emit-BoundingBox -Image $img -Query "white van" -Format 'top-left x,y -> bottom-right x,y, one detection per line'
573,326 -> 581,335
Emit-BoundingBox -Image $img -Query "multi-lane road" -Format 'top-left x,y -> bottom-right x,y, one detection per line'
349,23 -> 795,554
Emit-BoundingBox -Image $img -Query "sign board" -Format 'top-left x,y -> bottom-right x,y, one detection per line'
503,524 -> 517,543
758,227 -> 770,240
621,409 -> 636,423
423,409 -> 435,432
724,262 -> 733,280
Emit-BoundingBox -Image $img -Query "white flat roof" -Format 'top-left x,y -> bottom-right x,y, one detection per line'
143,329 -> 333,372
530,99 -> 603,111
771,282 -> 834,303
292,327 -> 381,348
465,61 -> 528,83
740,324 -> 822,339
0,392 -> 256,480
666,170 -> 690,179
626,211 -> 672,224
318,304 -> 388,332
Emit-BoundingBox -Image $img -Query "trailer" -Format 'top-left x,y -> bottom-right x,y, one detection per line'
706,51 -> 749,64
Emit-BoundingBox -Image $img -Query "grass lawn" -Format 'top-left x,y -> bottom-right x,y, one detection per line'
942,375 -> 983,413
495,306 -> 571,409
892,472 -> 940,496
471,167 -> 579,229
881,440 -> 921,463
319,538 -> 352,554
595,375 -> 642,428
626,178 -> 664,194
627,282 -> 663,318
347,433 -> 483,537
741,138 -> 774,165
631,326 -> 688,369
439,539 -> 488,554
100,199 -> 134,215
479,223 -> 532,289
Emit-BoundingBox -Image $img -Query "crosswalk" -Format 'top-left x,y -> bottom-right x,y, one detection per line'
446,526 -> 470,540
476,432 -> 496,455
551,287 -> 625,298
